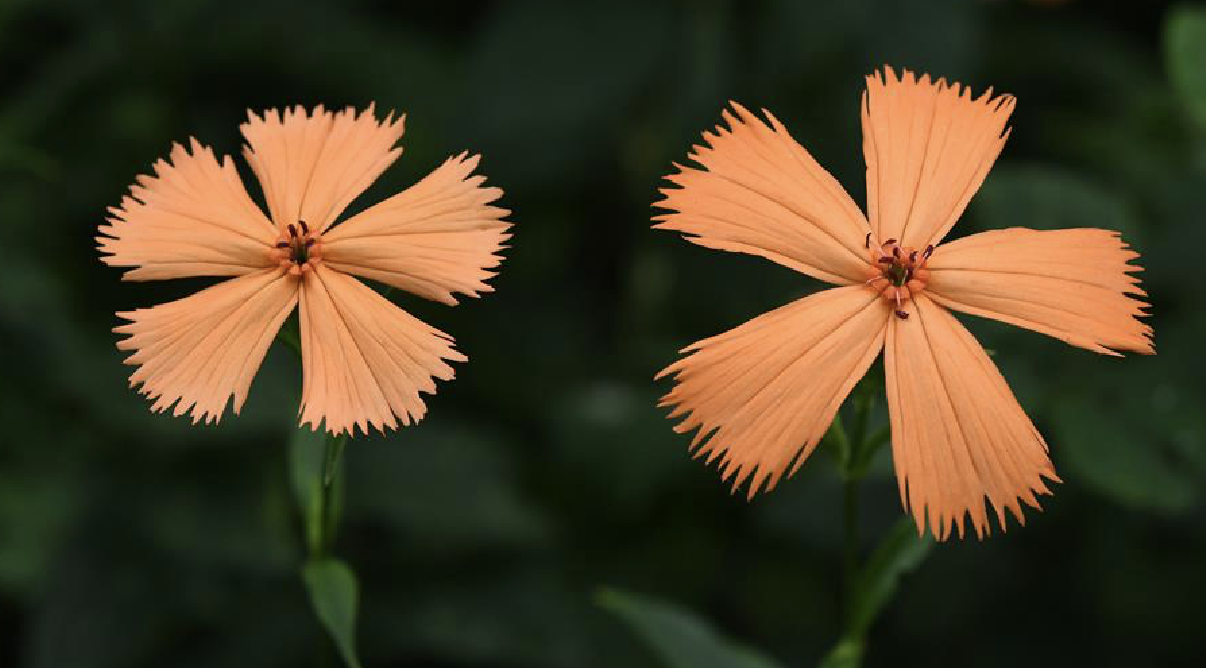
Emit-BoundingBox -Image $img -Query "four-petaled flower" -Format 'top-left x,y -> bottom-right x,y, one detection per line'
99,105 -> 510,435
655,68 -> 1153,539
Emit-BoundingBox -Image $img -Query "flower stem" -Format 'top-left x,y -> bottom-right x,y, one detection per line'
820,384 -> 930,668
831,409 -> 868,668
843,474 -> 860,616
318,433 -> 347,556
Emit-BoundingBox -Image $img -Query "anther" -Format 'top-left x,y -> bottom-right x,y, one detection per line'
304,238 -> 315,248
298,219 -> 310,235
864,232 -> 871,248
893,246 -> 901,258
883,238 -> 897,246
275,241 -> 289,249
923,245 -> 934,259
287,224 -> 298,238
878,256 -> 894,264
909,250 -> 917,262
895,310 -> 910,320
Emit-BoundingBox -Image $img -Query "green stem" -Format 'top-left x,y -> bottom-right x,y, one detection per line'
278,327 -> 346,557
318,433 -> 347,556
842,475 -> 859,613
821,404 -> 870,668
821,382 -> 927,668
838,416 -> 866,668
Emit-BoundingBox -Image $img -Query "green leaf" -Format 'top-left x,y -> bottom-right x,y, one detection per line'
347,424 -> 546,552
289,428 -> 327,554
1054,392 -> 1202,513
597,588 -> 785,668
847,517 -> 932,639
1166,5 -> 1206,129
816,638 -> 863,668
971,165 -> 1141,242
302,558 -> 363,668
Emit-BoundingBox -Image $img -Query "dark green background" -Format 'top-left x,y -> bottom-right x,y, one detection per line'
2,0 -> 1204,666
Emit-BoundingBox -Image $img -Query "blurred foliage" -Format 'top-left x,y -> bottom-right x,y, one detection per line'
1,1 -> 1204,667
597,588 -> 784,668
303,558 -> 362,668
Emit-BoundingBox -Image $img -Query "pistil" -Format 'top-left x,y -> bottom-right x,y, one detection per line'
862,235 -> 933,320
271,219 -> 323,276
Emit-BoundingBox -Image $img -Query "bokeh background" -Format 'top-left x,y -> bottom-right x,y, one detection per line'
2,0 -> 1205,666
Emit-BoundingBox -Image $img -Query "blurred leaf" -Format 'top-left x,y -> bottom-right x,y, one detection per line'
463,0 -> 670,188
597,588 -> 784,668
970,164 -> 1142,242
847,518 -> 931,639
816,638 -> 862,668
1166,5 -> 1206,129
0,468 -> 81,594
25,525 -> 171,668
380,569 -> 595,668
149,473 -> 294,574
289,428 -> 327,554
1054,390 -> 1202,513
816,519 -> 930,668
347,423 -> 546,552
302,558 -> 362,668
547,381 -> 686,511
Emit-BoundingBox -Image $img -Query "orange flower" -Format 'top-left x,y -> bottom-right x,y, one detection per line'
99,105 -> 510,435
655,68 -> 1153,539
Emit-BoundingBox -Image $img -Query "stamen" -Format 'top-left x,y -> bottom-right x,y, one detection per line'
298,219 -> 310,235
287,224 -> 298,238
866,240 -> 926,322
864,232 -> 871,248
275,242 -> 289,249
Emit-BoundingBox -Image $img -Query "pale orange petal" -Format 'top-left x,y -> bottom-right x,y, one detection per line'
321,153 -> 510,305
115,268 -> 298,423
98,139 -> 277,280
656,103 -> 872,285
241,105 -> 405,232
926,228 -> 1153,356
885,295 -> 1059,540
658,286 -> 889,495
863,67 -> 1014,249
298,265 -> 465,436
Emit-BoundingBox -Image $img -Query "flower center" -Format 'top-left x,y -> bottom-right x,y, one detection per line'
272,220 -> 323,276
862,233 -> 933,320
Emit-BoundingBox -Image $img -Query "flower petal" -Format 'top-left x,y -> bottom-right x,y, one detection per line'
241,105 -> 405,232
115,268 -> 298,423
321,153 -> 510,305
98,140 -> 277,280
658,286 -> 889,496
862,67 -> 1014,249
926,228 -> 1153,356
885,295 -> 1059,540
655,103 -> 872,286
298,266 -> 465,436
